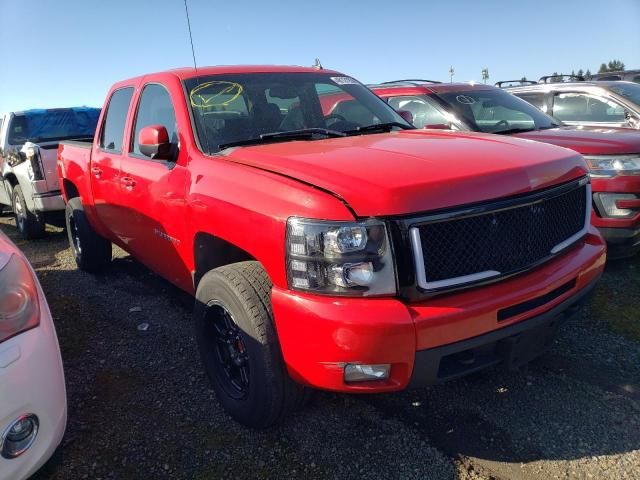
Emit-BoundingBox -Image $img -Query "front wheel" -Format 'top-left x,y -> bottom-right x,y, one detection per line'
194,261 -> 310,428
12,185 -> 45,239
65,197 -> 112,273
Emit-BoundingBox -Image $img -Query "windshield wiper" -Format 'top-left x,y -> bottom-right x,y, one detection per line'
492,127 -> 537,135
344,122 -> 414,135
218,128 -> 346,150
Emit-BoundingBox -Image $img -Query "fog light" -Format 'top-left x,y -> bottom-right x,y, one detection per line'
344,364 -> 390,383
598,193 -> 637,217
1,414 -> 39,459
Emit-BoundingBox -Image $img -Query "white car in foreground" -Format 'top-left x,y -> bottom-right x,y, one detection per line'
0,230 -> 66,480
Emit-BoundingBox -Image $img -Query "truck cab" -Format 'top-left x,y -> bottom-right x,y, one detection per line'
0,108 -> 100,238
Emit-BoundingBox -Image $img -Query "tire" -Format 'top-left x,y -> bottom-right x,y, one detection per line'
194,261 -> 310,428
65,197 -> 112,273
12,185 -> 45,239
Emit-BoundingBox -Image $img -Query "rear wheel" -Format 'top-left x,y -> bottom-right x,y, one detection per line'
65,197 -> 112,272
194,261 -> 310,428
12,185 -> 45,239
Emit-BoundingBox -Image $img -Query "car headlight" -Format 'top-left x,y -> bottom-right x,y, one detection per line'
0,253 -> 40,344
285,218 -> 396,296
584,155 -> 640,177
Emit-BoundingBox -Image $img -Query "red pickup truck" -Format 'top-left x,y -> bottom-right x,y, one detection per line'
370,80 -> 640,258
57,66 -> 605,427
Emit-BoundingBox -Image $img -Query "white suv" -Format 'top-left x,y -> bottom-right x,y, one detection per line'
0,230 -> 66,480
0,108 -> 100,238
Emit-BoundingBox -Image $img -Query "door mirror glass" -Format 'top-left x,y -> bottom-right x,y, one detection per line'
139,125 -> 172,160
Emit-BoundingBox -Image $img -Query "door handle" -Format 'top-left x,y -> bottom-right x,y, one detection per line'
91,166 -> 102,178
121,177 -> 136,190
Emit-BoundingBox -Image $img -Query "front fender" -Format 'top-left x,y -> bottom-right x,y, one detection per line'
186,156 -> 355,289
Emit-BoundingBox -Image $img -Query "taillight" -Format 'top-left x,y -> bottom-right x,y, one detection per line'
0,254 -> 40,343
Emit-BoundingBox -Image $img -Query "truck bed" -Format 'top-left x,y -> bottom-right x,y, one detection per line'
57,140 -> 94,203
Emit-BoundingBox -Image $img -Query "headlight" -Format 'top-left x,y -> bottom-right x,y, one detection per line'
286,218 -> 396,296
584,155 -> 640,177
0,253 -> 40,344
21,143 -> 44,181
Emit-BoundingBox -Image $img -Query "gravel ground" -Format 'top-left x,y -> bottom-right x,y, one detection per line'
1,213 -> 638,480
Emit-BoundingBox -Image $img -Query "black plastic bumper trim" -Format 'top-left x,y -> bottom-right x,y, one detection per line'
32,190 -> 62,199
408,274 -> 599,388
598,226 -> 640,259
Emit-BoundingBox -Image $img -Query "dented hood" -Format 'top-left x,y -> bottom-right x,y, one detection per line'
223,130 -> 587,217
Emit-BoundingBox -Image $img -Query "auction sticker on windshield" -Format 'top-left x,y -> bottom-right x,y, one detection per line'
331,76 -> 359,85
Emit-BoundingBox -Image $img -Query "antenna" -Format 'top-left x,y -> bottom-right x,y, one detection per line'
184,0 -> 198,71
313,58 -> 323,70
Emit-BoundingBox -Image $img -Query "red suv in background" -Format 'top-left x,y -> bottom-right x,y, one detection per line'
371,80 -> 640,258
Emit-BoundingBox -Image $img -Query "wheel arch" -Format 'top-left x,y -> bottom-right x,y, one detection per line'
193,232 -> 258,289
61,178 -> 80,201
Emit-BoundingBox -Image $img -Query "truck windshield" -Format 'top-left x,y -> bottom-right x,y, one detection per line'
184,72 -> 413,153
609,83 -> 640,106
434,88 -> 559,134
8,108 -> 101,145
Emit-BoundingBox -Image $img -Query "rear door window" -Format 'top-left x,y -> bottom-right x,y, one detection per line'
131,84 -> 178,157
553,93 -> 625,123
100,87 -> 134,153
517,93 -> 547,113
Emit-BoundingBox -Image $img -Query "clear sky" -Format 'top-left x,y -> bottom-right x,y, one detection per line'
0,0 -> 638,112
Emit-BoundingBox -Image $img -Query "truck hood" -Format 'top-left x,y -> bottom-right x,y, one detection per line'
223,130 -> 586,217
513,126 -> 640,156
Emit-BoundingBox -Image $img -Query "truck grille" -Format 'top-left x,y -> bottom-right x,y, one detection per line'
410,179 -> 590,290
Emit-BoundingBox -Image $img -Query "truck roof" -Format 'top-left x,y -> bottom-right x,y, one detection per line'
504,80 -> 635,92
4,106 -> 100,116
370,82 -> 494,96
115,65 -> 342,85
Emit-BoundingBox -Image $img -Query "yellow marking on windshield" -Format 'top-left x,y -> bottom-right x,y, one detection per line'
190,81 -> 244,108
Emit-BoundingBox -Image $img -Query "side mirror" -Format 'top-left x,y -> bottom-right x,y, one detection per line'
139,125 -> 172,160
625,110 -> 640,125
397,110 -> 414,125
423,123 -> 451,130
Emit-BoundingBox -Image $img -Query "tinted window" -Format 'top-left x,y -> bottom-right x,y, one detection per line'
387,95 -> 450,128
633,75 -> 640,84
185,72 -> 410,154
609,83 -> 640,106
132,84 -> 178,156
100,87 -> 134,152
517,93 -> 547,112
598,75 -> 623,81
553,93 -> 625,123
7,108 -> 100,145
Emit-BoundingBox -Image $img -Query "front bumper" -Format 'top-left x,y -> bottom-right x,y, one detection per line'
409,275 -> 597,386
598,226 -> 640,259
272,229 -> 606,393
31,190 -> 65,213
0,293 -> 66,480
